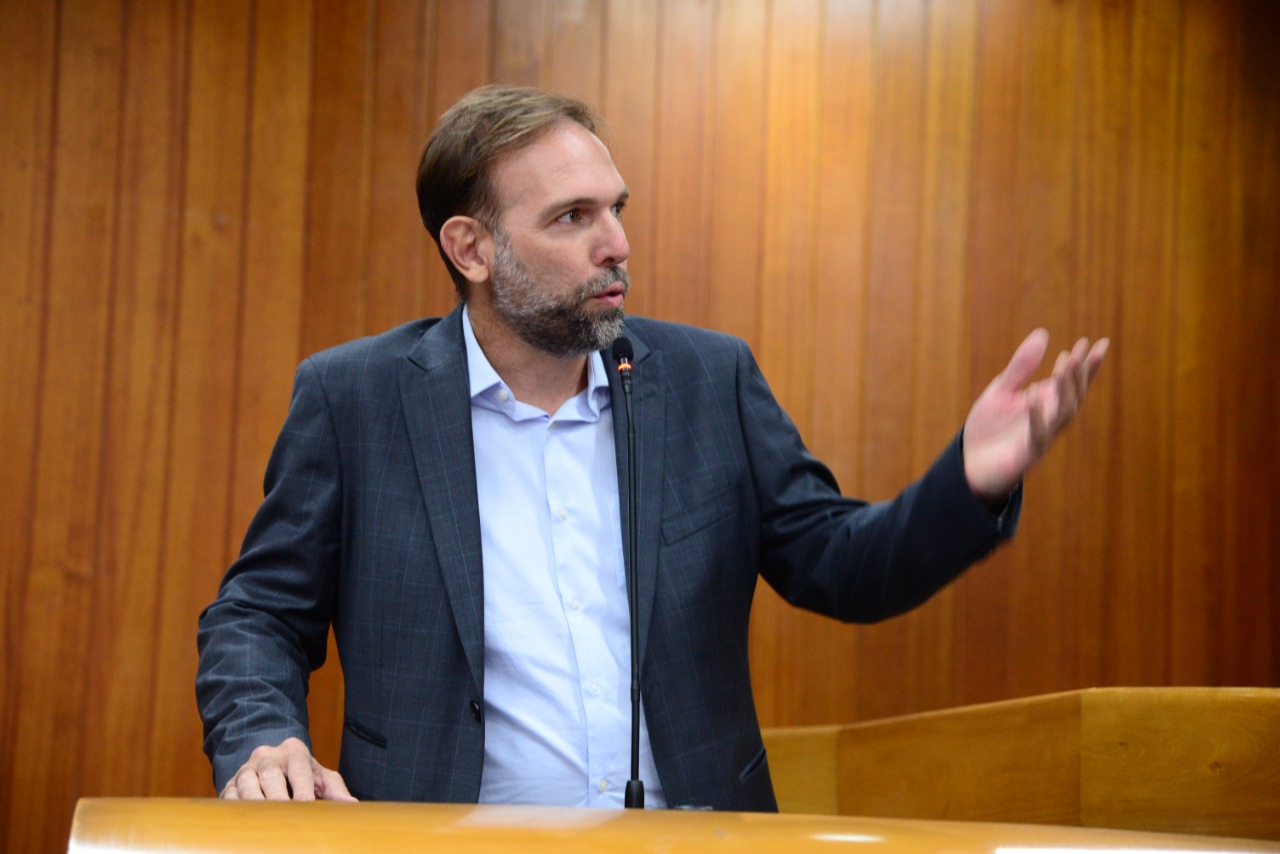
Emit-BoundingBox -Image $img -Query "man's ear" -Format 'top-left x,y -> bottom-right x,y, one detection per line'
439,216 -> 492,284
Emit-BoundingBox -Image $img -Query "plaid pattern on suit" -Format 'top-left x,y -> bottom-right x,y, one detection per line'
197,306 -> 1017,809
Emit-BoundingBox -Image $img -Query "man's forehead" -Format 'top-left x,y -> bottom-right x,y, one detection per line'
490,121 -> 625,213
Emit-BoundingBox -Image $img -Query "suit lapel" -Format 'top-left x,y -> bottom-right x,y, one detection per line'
399,307 -> 485,693
608,328 -> 665,667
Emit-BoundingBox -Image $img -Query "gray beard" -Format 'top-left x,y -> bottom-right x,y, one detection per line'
489,231 -> 628,357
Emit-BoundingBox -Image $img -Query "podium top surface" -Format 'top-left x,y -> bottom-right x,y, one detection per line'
68,798 -> 1280,853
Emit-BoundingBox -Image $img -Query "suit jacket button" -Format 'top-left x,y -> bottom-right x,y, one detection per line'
470,700 -> 482,723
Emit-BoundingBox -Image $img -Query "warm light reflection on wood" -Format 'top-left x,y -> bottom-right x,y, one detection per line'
66,799 -> 1280,854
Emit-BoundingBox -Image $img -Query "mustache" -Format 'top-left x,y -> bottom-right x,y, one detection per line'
580,266 -> 630,299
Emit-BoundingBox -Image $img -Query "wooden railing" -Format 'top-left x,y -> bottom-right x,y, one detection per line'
763,687 -> 1280,840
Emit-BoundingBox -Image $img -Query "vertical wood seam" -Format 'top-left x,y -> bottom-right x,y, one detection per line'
359,0 -> 379,335
1,0 -> 62,844
82,0 -> 135,797
646,0 -> 666,310
223,0 -> 259,568
1164,0 -> 1188,685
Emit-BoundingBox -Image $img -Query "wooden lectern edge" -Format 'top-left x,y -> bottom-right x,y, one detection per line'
67,797 -> 1280,854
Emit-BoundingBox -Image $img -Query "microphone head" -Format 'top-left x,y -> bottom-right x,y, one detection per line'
611,336 -> 634,370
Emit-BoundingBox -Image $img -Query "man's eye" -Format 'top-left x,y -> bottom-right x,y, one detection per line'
612,202 -> 626,218
557,210 -> 582,224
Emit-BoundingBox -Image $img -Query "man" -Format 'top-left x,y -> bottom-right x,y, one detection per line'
196,85 -> 1107,809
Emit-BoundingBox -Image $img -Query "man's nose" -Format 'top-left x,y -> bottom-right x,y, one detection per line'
593,213 -> 630,268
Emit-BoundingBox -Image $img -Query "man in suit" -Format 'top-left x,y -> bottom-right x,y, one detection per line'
196,85 -> 1107,808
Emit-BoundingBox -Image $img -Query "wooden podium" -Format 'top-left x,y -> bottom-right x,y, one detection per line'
68,689 -> 1280,851
763,687 -> 1280,840
66,798 -> 1280,853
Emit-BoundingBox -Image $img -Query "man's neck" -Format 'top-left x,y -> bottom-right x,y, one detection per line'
466,302 -> 590,415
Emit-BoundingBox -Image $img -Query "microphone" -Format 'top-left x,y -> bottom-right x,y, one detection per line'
611,336 -> 643,810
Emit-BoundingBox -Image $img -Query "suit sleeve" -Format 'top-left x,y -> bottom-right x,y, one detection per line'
735,339 -> 1020,622
196,357 -> 342,791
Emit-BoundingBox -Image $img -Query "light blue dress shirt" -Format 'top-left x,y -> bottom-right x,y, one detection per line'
464,307 -> 666,808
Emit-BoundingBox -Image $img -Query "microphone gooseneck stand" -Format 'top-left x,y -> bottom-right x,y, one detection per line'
612,337 -> 644,810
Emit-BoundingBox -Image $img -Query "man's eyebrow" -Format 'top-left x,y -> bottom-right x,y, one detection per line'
539,188 -> 631,220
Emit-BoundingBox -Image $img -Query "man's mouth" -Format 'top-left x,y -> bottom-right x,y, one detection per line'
589,280 -> 627,307
586,275 -> 629,308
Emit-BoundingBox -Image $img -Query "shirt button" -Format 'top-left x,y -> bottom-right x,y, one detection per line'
570,597 -> 582,611
558,508 -> 568,521
589,681 -> 602,696
598,779 -> 609,793
498,389 -> 509,402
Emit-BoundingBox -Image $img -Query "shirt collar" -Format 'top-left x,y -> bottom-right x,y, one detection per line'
462,303 -> 611,418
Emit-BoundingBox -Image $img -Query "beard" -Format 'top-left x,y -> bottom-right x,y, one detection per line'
488,230 -> 629,357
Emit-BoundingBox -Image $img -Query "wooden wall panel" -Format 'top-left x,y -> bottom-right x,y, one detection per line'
704,0 -> 765,345
305,0 -> 375,355
1074,0 -> 1129,693
423,0 -> 494,318
650,0 -> 714,324
364,0 -> 431,334
1215,0 -> 1278,688
493,0 -> 547,87
601,0 -> 658,319
0,0 -> 56,841
3,0 -> 1279,849
7,3 -> 125,849
146,0 -> 252,802
1170,0 -> 1250,687
80,0 -> 187,807
547,0 -> 604,106
1105,0 -> 1181,687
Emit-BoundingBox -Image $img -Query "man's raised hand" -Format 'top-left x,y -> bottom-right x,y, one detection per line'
962,329 -> 1109,504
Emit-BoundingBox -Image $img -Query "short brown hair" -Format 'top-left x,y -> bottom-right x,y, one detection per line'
416,85 -> 602,299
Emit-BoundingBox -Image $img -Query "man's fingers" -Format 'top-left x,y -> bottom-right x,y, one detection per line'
997,328 -> 1050,392
231,765 -> 267,800
315,764 -> 359,802
1043,337 -> 1105,434
1085,338 -> 1110,382
286,749 -> 317,802
221,739 -> 352,803
257,762 -> 292,801
1028,388 -> 1052,454
1053,348 -> 1070,379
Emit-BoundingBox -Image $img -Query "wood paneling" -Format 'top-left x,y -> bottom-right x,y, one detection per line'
3,1 -> 1279,850
836,691 -> 1084,825
766,688 -> 1280,839
0,0 -> 58,845
600,0 -> 658,318
650,0 -> 714,323
1105,0 -> 1180,688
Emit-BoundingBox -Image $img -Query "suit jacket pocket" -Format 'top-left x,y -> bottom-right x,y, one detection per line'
343,717 -> 388,749
737,746 -> 767,783
662,482 -> 736,545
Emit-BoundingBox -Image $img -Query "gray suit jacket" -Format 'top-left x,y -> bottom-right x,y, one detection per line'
196,307 -> 1018,810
